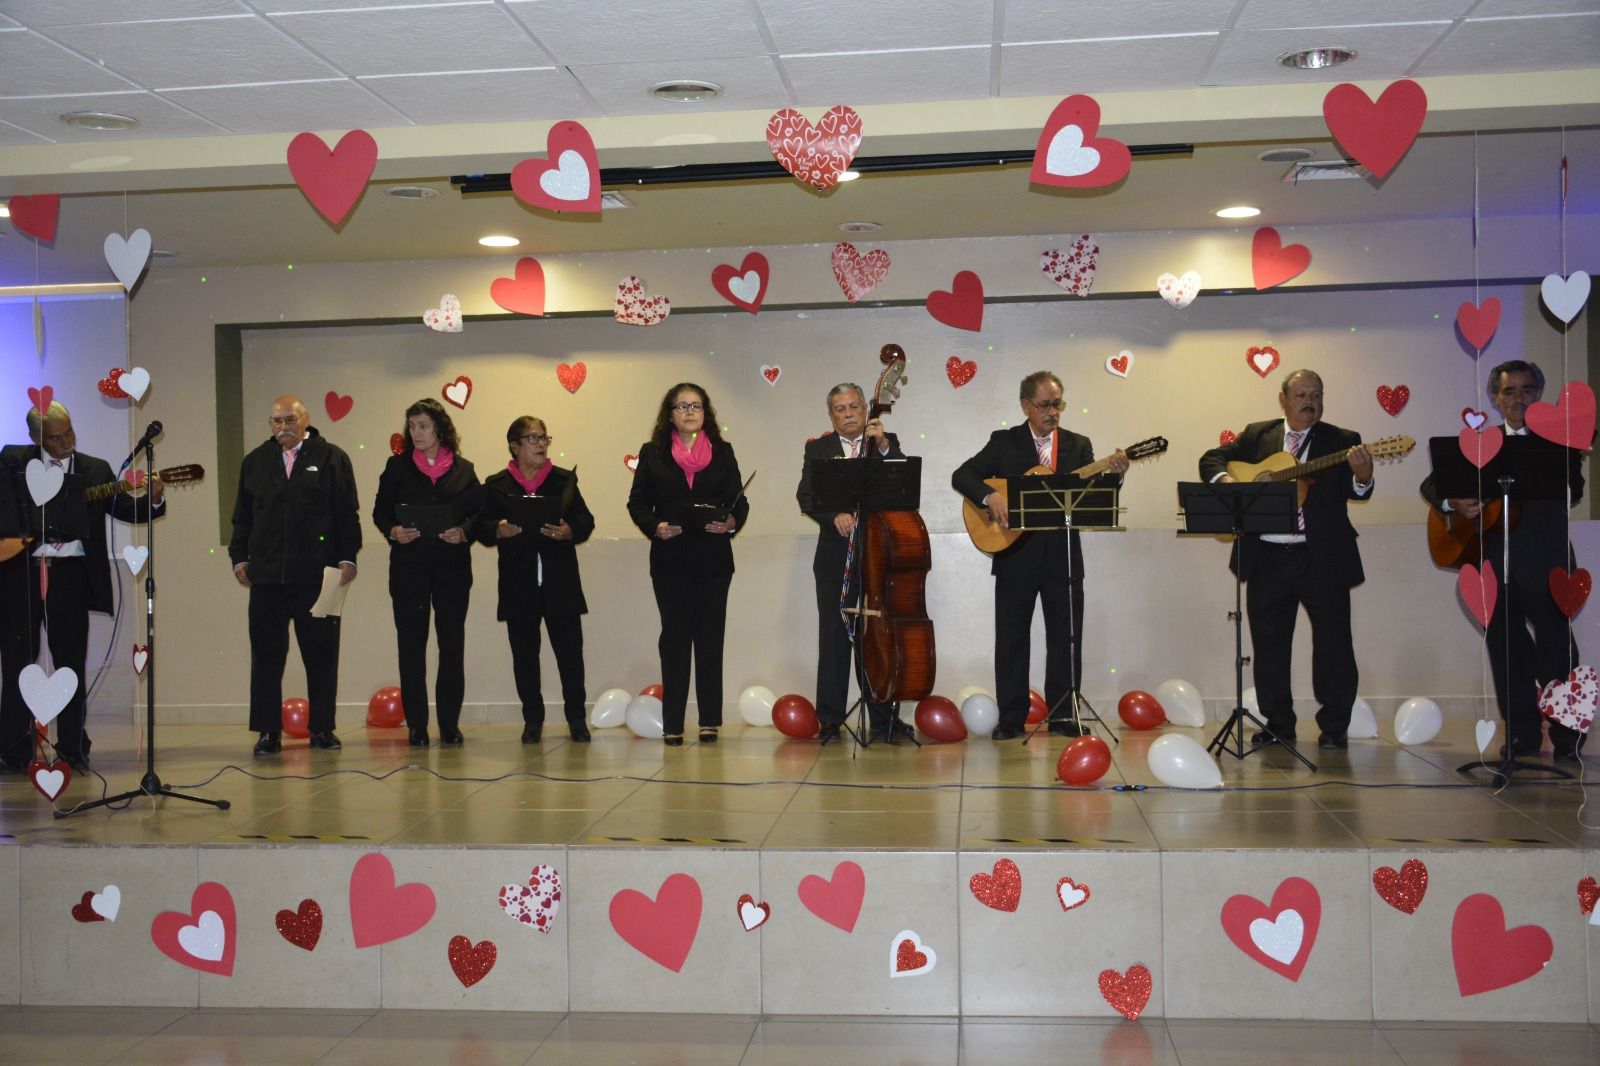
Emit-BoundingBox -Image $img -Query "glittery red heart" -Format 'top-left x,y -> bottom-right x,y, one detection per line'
1549,567 -> 1592,620
1098,963 -> 1152,1020
1376,384 -> 1409,417
389,433 -> 405,457
71,890 -> 105,923
1219,429 -> 1238,446
98,368 -> 130,399
557,362 -> 587,393
1578,876 -> 1599,916
945,356 -> 977,388
895,938 -> 927,973
449,935 -> 497,988
275,898 -> 323,951
1372,858 -> 1428,915
969,858 -> 1021,912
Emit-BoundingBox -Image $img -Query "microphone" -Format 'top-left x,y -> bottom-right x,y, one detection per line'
121,421 -> 163,470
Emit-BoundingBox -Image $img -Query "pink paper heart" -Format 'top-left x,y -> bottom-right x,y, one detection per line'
1458,560 -> 1498,628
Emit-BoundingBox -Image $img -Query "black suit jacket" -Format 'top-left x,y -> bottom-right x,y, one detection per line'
952,425 -> 1114,578
475,466 -> 594,621
796,431 -> 904,574
1199,419 -> 1370,585
372,452 -> 483,573
229,427 -> 361,585
626,439 -> 750,579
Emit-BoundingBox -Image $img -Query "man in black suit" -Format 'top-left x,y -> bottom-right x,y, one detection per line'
1199,369 -> 1373,751
953,371 -> 1128,741
229,394 -> 360,756
1421,360 -> 1586,762
797,383 -> 907,744
0,401 -> 165,773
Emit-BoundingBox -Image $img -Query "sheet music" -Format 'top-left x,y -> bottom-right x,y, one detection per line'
308,566 -> 349,618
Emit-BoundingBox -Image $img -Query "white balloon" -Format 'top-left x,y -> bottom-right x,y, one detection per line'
1242,686 -> 1259,715
954,685 -> 994,707
1347,697 -> 1378,739
960,694 -> 999,737
590,688 -> 631,728
1155,678 -> 1205,727
1393,696 -> 1442,746
625,695 -> 665,739
1146,734 -> 1224,789
737,685 -> 777,727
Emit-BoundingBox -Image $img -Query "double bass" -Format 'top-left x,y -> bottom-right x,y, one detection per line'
857,344 -> 936,703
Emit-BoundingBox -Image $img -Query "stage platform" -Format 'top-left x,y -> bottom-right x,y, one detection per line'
1,717 -> 1597,1024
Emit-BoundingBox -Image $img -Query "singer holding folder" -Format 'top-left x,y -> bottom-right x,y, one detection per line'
626,384 -> 750,746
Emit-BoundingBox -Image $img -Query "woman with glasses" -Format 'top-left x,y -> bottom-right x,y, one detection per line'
475,416 -> 595,743
373,397 -> 484,747
626,383 -> 750,746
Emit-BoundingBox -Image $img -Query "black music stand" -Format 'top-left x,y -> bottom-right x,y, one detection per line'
808,455 -> 923,753
1428,435 -> 1577,784
1178,481 -> 1317,771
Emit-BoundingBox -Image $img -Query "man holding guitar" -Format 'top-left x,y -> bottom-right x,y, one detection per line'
1200,369 -> 1374,752
0,402 -> 165,774
953,371 -> 1129,741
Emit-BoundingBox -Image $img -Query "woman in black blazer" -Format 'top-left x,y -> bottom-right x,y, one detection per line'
626,383 -> 750,746
373,398 -> 482,747
475,416 -> 594,743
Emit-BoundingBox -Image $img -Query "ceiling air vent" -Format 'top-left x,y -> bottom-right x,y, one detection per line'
1282,159 -> 1371,184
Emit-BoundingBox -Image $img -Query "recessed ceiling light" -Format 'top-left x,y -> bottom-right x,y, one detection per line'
837,221 -> 881,234
60,111 -> 140,131
386,186 -> 439,200
478,235 -> 520,248
837,170 -> 861,182
648,79 -> 722,103
1215,205 -> 1261,219
1276,47 -> 1357,70
1258,146 -> 1316,164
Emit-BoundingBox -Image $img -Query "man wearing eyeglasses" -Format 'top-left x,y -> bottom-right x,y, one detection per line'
228,394 -> 361,756
953,371 -> 1129,740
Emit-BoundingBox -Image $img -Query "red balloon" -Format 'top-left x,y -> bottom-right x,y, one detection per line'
281,697 -> 311,739
1057,735 -> 1112,785
772,693 -> 819,739
1117,690 -> 1166,730
913,695 -> 967,743
366,685 -> 404,728
1027,688 -> 1049,725
639,683 -> 664,699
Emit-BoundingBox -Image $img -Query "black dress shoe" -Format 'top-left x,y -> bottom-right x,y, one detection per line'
1250,729 -> 1293,749
409,727 -> 430,748
438,729 -> 464,746
991,724 -> 1024,741
63,754 -> 91,773
871,719 -> 917,744
1552,746 -> 1583,763
1047,720 -> 1085,737
253,732 -> 282,756
308,732 -> 342,750
663,734 -> 684,747
818,723 -> 843,745
568,721 -> 591,743
698,727 -> 719,744
1317,732 -> 1348,750
521,725 -> 542,744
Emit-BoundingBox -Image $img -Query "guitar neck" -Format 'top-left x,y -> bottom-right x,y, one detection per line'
1270,447 -> 1354,481
84,478 -> 143,503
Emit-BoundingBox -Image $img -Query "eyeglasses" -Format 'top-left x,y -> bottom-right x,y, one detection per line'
672,402 -> 704,413
517,433 -> 552,445
1029,399 -> 1066,413
269,416 -> 301,427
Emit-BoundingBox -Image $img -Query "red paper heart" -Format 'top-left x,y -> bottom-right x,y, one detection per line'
609,872 -> 702,972
98,368 -> 130,399
348,853 -> 436,949
286,130 -> 377,225
489,257 -> 546,316
71,890 -> 105,923
1322,79 -> 1428,179
1460,408 -> 1488,431
946,357 -> 977,389
1457,297 -> 1502,350
623,453 -> 639,473
1451,893 -> 1552,996
151,881 -> 237,976
765,107 -> 862,191
1219,429 -> 1238,446
510,121 -> 601,213
761,365 -> 781,385
1578,876 -> 1599,916
1220,876 -> 1321,982
9,194 -> 61,242
894,937 -> 928,973
448,935 -> 497,988
276,898 -> 323,951
1550,567 -> 1592,620
1372,858 -> 1428,914
832,242 -> 891,302
1029,94 -> 1131,188
969,858 -> 1021,912
711,251 -> 770,314
1524,381 -> 1596,451
324,391 -> 353,422
28,386 -> 53,416
556,362 -> 587,394
28,758 -> 70,801
1458,560 -> 1498,629
389,433 -> 405,457
1376,384 -> 1409,417
1459,426 -> 1502,469
1246,346 -> 1280,379
926,271 -> 985,332
1098,964 -> 1152,1020
1251,227 -> 1311,291
797,860 -> 866,933
441,375 -> 473,410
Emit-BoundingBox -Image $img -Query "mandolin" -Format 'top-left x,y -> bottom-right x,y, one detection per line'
0,463 -> 204,563
1426,499 -> 1516,569
1224,435 -> 1415,506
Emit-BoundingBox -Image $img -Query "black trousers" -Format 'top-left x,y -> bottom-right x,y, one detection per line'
1245,543 -> 1357,738
505,591 -> 586,727
248,582 -> 341,735
389,562 -> 470,733
1487,563 -> 1584,752
0,555 -> 91,765
650,570 -> 730,735
994,569 -> 1083,731
814,556 -> 897,729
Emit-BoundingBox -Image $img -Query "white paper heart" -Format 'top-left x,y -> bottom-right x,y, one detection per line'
888,928 -> 936,978
1157,271 -> 1201,310
1463,410 -> 1487,431
423,294 -> 463,333
122,545 -> 149,576
739,899 -> 768,931
1057,881 -> 1089,910
443,379 -> 471,408
613,275 -> 670,327
1541,271 -> 1591,324
178,910 -> 226,962
1251,349 -> 1278,375
1474,719 -> 1496,754
119,367 -> 151,402
1248,909 -> 1303,966
25,458 -> 64,505
1039,236 -> 1098,297
103,229 -> 152,292
19,664 -> 77,727
33,767 -> 66,800
540,149 -> 591,203
132,645 -> 149,675
728,270 -> 762,304
91,885 -> 121,922
1538,665 -> 1598,733
1045,124 -> 1100,177
497,863 -> 561,933
1105,350 -> 1132,378
1591,905 -> 1600,927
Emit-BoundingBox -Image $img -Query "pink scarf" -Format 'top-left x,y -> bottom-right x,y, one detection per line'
507,458 -> 552,495
670,432 -> 712,487
412,446 -> 455,484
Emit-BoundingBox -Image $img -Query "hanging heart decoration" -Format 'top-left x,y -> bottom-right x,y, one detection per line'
1460,408 -> 1488,431
26,458 -> 65,505
9,194 -> 61,242
119,368 -> 151,402
1219,429 -> 1238,446
765,106 -> 863,191
1105,351 -> 1132,378
389,433 -> 406,457
441,375 -> 473,410
1540,271 -> 1591,324
711,251 -> 770,314
29,759 -> 70,801
1458,560 -> 1498,629
1246,346 -> 1280,379
832,242 -> 891,302
324,392 -> 353,422
1157,271 -> 1201,310
103,229 -> 152,292
1524,380 -> 1596,450
510,120 -> 601,213
423,294 -> 463,333
1549,567 -> 1592,619
1321,79 -> 1427,179
1040,236 -> 1098,296
623,454 -> 639,473
98,369 -> 131,399
1029,94 -> 1131,188
945,356 -> 977,388
489,257 -> 546,317
132,644 -> 150,675
1097,964 -> 1152,1021
1538,666 -> 1597,734
1376,385 -> 1409,417
1372,858 -> 1428,915
556,362 -> 587,394
1475,719 -> 1496,754
1251,227 -> 1311,290
121,545 -> 149,576
286,130 -> 378,225
28,385 -> 54,415
20,663 -> 77,727
1458,426 -> 1502,469
613,275 -> 671,326
925,270 -> 984,332
1457,298 -> 1501,350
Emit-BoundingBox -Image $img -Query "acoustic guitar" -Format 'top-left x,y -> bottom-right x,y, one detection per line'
1426,499 -> 1516,569
1224,435 -> 1415,507
0,463 -> 204,563
962,436 -> 1169,556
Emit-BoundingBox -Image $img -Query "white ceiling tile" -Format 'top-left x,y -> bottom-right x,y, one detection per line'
568,55 -> 789,116
361,68 -> 592,126
506,0 -> 769,65
781,47 -> 991,107
271,5 -> 549,77
49,17 -> 337,88
0,15 -> 20,29
1232,0 -> 1476,30
0,117 -> 51,145
251,0 -> 490,10
0,1 -> 251,29
0,31 -> 139,96
0,90 -> 225,141
1003,0 -> 1236,42
1470,0 -> 1600,15
160,79 -> 411,134
759,0 -> 992,52
1000,35 -> 1219,96
1203,23 -> 1452,85
1418,13 -> 1600,76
